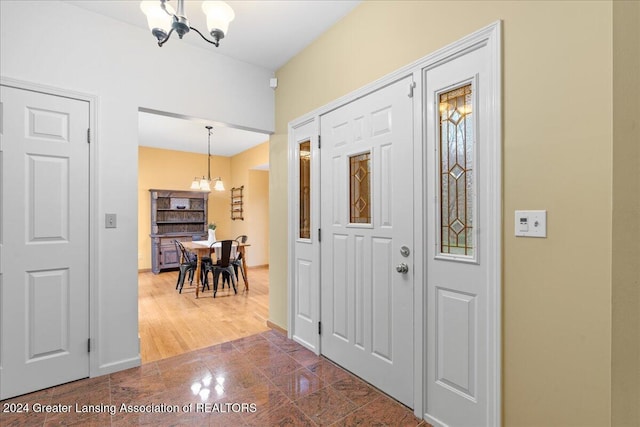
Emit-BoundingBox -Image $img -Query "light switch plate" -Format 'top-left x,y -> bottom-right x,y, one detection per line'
105,213 -> 117,229
515,210 -> 546,237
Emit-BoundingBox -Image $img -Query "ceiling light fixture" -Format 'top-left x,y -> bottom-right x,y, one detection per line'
140,0 -> 235,47
191,126 -> 225,192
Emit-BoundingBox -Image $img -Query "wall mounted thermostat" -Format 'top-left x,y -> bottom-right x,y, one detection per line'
515,210 -> 546,237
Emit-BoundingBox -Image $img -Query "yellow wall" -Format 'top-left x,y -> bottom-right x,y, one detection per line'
139,142 -> 270,270
247,169 -> 270,266
138,146 -> 231,270
229,141 -> 270,266
612,1 -> 640,426
272,1 -> 618,426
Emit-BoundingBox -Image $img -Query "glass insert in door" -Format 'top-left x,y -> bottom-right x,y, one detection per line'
439,84 -> 474,257
299,140 -> 311,239
350,152 -> 371,224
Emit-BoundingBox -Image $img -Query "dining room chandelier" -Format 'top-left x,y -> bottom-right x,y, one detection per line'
140,0 -> 235,47
191,126 -> 224,192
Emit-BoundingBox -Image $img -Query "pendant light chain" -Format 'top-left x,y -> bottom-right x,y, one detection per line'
191,125 -> 224,192
206,125 -> 212,182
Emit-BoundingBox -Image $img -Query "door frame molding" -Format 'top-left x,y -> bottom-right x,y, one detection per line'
0,76 -> 100,378
287,21 -> 501,423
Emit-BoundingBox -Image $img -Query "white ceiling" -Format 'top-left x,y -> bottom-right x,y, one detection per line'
66,0 -> 360,71
65,0 -> 360,158
138,110 -> 270,156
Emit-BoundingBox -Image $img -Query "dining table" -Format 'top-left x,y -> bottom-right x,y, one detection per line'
181,240 -> 250,298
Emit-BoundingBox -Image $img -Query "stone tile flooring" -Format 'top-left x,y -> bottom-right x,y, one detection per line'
1,330 -> 430,426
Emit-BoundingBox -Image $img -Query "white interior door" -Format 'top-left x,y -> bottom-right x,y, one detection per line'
0,85 -> 90,400
289,119 -> 320,352
424,39 -> 500,426
320,76 -> 414,407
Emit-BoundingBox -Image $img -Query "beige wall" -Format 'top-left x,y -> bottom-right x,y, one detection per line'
138,147 -> 225,270
138,143 -> 270,270
247,170 -> 270,266
272,1 -> 618,426
612,1 -> 640,426
229,141 -> 270,266
138,146 -> 231,270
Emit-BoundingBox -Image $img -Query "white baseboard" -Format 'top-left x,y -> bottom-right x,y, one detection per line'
93,356 -> 141,377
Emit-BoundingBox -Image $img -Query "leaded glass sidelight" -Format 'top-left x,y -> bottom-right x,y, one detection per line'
299,140 -> 311,239
439,84 -> 474,257
350,152 -> 371,224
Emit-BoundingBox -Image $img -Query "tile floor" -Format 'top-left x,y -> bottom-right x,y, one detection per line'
1,330 -> 430,426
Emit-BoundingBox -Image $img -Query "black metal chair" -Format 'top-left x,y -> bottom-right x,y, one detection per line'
175,240 -> 196,293
232,235 -> 248,288
199,241 -> 216,291
219,236 -> 247,290
202,240 -> 237,298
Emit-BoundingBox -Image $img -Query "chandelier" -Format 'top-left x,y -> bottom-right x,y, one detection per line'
191,126 -> 224,192
140,0 -> 235,47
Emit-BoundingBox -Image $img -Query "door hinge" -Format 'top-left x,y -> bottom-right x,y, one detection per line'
318,135 -> 321,149
87,128 -> 91,144
318,228 -> 321,242
318,321 -> 322,335
408,81 -> 416,98
87,338 -> 91,353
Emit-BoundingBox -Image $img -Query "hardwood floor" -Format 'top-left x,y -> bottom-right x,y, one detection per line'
138,266 -> 271,363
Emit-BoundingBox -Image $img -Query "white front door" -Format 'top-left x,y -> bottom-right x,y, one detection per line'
0,85 -> 90,399
320,76 -> 414,407
424,38 -> 500,426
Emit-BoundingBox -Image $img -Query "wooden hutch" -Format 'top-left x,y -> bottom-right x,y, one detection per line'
149,189 -> 208,274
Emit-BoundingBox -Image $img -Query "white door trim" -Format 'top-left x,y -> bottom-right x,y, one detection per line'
1,76 -> 101,379
287,21 -> 501,423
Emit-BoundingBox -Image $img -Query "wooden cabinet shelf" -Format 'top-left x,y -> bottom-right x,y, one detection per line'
155,222 -> 205,225
156,221 -> 205,224
157,209 -> 204,212
149,189 -> 208,274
